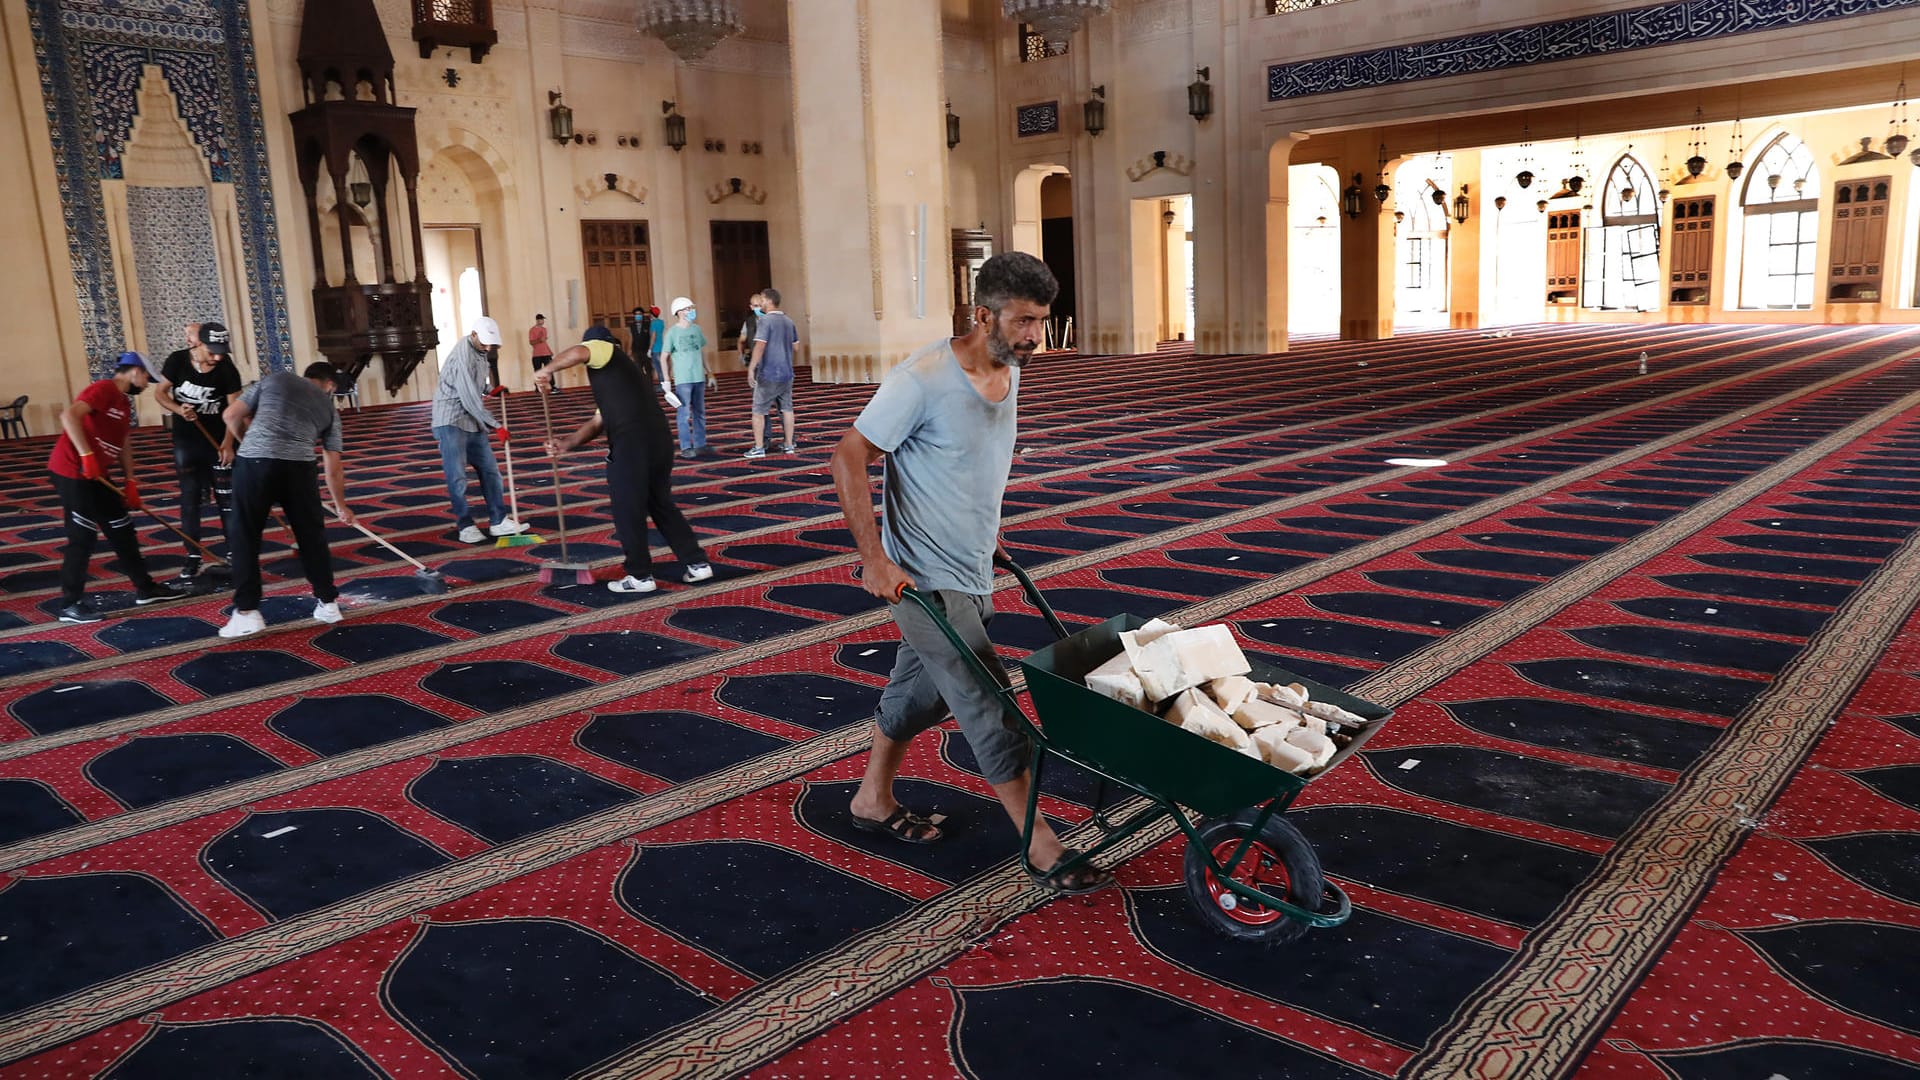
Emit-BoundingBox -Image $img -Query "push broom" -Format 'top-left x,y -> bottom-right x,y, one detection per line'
535,387 -> 593,585
492,390 -> 541,549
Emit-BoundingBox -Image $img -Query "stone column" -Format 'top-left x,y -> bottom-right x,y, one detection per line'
1446,149 -> 1482,329
788,0 -> 951,383
1338,161 -> 1395,340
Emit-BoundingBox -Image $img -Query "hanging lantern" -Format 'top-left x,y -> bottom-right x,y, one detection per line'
1374,181 -> 1391,204
1494,195 -> 1507,211
1452,185 -> 1470,224
547,90 -> 575,145
947,102 -> 962,149
1516,169 -> 1534,189
1082,85 -> 1105,138
1536,199 -> 1548,213
1342,173 -> 1363,219
1187,67 -> 1212,122
662,100 -> 688,152
1430,185 -> 1445,207
1685,154 -> 1707,178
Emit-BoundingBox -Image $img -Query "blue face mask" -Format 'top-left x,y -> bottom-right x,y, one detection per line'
684,310 -> 697,323
750,304 -> 762,314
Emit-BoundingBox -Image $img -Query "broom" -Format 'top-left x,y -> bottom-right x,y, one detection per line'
535,387 -> 593,584
492,390 -> 542,548
94,474 -> 229,567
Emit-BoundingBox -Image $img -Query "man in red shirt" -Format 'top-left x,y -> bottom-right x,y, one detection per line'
48,353 -> 185,623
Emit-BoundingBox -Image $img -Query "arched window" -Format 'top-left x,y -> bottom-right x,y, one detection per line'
1737,133 -> 1819,309
1582,154 -> 1661,311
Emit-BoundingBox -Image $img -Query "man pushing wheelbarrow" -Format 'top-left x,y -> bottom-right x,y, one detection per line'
829,252 -> 1113,896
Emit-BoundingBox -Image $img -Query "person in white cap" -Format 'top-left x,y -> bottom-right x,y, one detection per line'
660,296 -> 714,458
431,315 -> 526,544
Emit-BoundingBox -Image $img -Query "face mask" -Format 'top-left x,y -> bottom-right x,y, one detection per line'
684,310 -> 697,323
750,304 -> 762,314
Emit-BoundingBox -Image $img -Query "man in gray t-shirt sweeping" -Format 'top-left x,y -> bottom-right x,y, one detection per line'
831,252 -> 1112,896
218,362 -> 355,638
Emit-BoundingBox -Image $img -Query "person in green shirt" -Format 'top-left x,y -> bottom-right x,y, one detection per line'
662,296 -> 715,458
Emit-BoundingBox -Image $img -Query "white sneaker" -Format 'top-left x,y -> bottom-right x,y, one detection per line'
682,562 -> 713,583
313,600 -> 343,624
219,609 -> 266,638
607,575 -> 657,594
458,525 -> 487,544
488,518 -> 530,537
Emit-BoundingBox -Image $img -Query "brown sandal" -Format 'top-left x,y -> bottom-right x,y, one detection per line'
850,806 -> 946,844
1029,848 -> 1115,895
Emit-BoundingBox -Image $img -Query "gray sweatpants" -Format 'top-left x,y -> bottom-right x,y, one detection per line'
876,589 -> 1031,785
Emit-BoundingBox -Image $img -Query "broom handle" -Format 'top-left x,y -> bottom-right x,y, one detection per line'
93,475 -> 229,566
339,513 -> 435,574
537,388 -> 572,562
498,392 -> 520,524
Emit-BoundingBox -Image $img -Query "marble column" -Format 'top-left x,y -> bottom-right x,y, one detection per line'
787,0 -> 951,383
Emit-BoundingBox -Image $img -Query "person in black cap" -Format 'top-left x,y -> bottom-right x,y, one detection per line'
154,321 -> 243,584
46,353 -> 185,622
535,326 -> 711,593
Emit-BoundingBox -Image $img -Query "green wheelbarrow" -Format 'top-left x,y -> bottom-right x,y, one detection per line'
899,554 -> 1393,945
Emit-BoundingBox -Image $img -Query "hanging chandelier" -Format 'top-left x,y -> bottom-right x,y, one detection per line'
639,0 -> 745,63
1003,0 -> 1111,51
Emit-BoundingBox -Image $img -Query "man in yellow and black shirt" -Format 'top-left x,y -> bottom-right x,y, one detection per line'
535,325 -> 711,593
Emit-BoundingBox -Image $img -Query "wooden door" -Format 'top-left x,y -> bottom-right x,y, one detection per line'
709,220 -> 771,352
1545,209 -> 1581,304
1827,178 -> 1889,302
1668,196 -> 1714,305
581,220 -> 654,333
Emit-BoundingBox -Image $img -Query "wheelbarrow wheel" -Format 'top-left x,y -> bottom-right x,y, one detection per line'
1184,811 -> 1325,945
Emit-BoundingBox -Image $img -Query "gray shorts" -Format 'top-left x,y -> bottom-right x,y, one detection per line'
751,378 -> 793,415
876,589 -> 1031,785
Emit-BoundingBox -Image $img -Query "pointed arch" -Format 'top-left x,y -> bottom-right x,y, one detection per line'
1734,130 -> 1820,310
1581,151 -> 1661,312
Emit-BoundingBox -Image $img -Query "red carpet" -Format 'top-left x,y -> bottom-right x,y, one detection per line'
1,323 -> 1918,1078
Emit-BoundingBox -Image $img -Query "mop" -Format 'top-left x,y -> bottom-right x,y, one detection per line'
492,391 -> 542,549
535,388 -> 593,585
334,509 -> 449,593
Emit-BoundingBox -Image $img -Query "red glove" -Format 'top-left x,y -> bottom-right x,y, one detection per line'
81,453 -> 107,482
492,426 -> 510,444
488,385 -> 508,398
122,477 -> 143,511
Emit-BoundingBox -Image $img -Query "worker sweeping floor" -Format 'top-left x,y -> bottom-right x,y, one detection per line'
0,325 -> 1917,1078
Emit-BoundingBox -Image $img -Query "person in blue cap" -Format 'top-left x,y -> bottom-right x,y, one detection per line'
45,352 -> 185,622
535,325 -> 712,593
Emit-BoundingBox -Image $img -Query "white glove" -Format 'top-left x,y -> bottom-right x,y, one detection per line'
663,389 -> 683,409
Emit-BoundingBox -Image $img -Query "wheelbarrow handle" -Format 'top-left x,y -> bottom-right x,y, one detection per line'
992,551 -> 1072,642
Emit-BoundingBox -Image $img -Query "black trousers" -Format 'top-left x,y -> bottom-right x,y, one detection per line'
605,436 -> 704,578
229,456 -> 337,610
53,472 -> 156,605
172,436 -> 232,554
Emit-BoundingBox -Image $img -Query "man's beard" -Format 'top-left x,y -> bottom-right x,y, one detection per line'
985,324 -> 1037,369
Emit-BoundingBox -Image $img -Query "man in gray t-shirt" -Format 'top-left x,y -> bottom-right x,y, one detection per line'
830,252 -> 1111,897
218,363 -> 356,638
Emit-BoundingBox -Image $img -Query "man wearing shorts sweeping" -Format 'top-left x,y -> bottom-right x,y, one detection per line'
831,251 -> 1111,895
